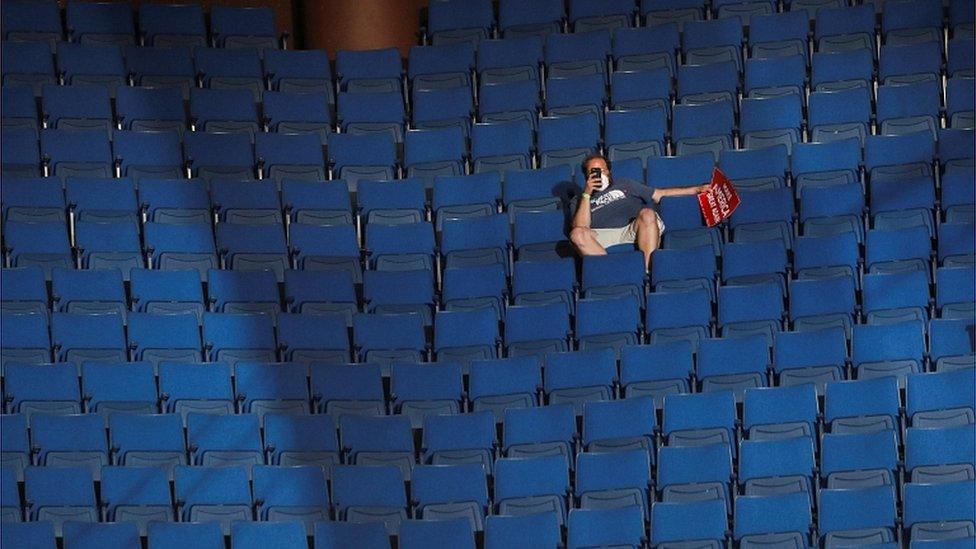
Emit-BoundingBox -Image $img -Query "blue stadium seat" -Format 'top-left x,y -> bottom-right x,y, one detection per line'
442,263 -> 507,319
905,425 -> 976,484
494,455 -> 571,525
575,296 -> 642,355
1,42 -> 56,97
81,361 -> 158,415
404,127 -> 467,184
264,413 -> 340,474
263,91 -> 332,144
789,276 -> 857,337
479,79 -> 541,129
331,465 -> 408,535
413,86 -> 475,136
485,512 -> 561,549
879,42 -> 942,85
234,362 -> 309,421
24,466 -> 97,537
0,129 -> 39,176
194,47 -> 265,99
546,73 -> 606,124
158,361 -> 235,422
31,413 -> 108,480
718,145 -> 788,192
948,39 -> 975,78
41,84 -> 111,134
811,48 -> 874,93
717,281 -> 784,344
202,312 -> 277,365
734,493 -> 812,547
56,42 -> 126,97
3,221 -> 72,277
882,0 -> 943,46
545,30 -> 612,78
740,433 -> 816,502
0,415 -> 29,481
279,313 -> 351,364
504,164 -> 573,216
1,0 -> 63,50
698,334 -> 770,398
505,302 -> 571,359
815,4 -> 875,56
903,481 -> 976,542
619,341 -> 693,400
650,499 -> 728,547
353,312 -> 427,365
283,269 -> 357,323
232,521 -> 308,549
427,0 -> 493,46
641,0 -> 707,29
819,486 -> 898,547
676,61 -> 739,106
51,312 -> 126,363
471,121 -> 535,174
728,187 -> 794,249
390,362 -> 463,428
290,224 -> 362,284
51,267 -> 126,318
421,411 -> 496,473
936,267 -> 976,319
335,47 -> 402,94
940,222 -> 976,267
569,0 -> 634,33
1,177 -> 63,226
441,213 -> 511,272
66,177 -> 138,224
865,225 -> 932,274
408,42 -> 474,90
746,10 -> 816,59
210,181 -> 280,226
434,308 -> 500,364
114,130 -> 184,180
605,106 -> 667,169
467,356 -> 542,422
434,171 -> 502,226
852,320 -> 926,386
124,45 -> 196,99
255,132 -> 326,184
722,240 -> 788,294
363,221 -> 436,273
794,232 -> 860,288
314,521 -> 391,549
399,519 -> 476,549
544,348 -> 616,415
216,223 -> 289,280
187,412 -> 264,471
62,516 -> 141,549
190,88 -> 259,136
174,465 -> 253,535
574,455 -> 651,518
512,256 -> 576,313
906,369 -> 976,428
207,268 -> 280,319
115,86 -> 186,133
745,54 -> 806,100
822,429 -> 900,489
0,266 -> 48,317
183,131 -> 254,181
947,77 -> 975,129
477,36 -> 544,84
648,152 -> 713,189
809,87 -> 873,145
581,250 -> 646,304
950,0 -> 975,38
825,376 -> 901,435
613,25 -> 679,75
877,81 -> 942,139
503,403 -> 577,471
568,505 -> 649,549
358,178 -> 427,226
662,390 -> 736,450
682,17 -> 743,70
645,288 -> 711,351
65,1 -> 134,46
310,363 -> 385,417
740,94 -> 803,153
100,466 -> 172,536
412,464 -> 489,531
210,5 -> 278,50
282,180 -> 352,226
41,128 -> 112,179
673,100 -> 735,159
265,48 -> 334,100
148,522 -> 224,549
130,268 -> 205,320
582,395 -> 656,455
651,245 -> 717,299
863,270 -> 931,325
138,4 -> 206,48
659,441 -> 734,512
498,0 -> 564,38
337,90 -> 406,143
108,413 -> 187,477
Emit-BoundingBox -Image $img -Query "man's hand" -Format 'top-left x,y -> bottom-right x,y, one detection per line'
695,183 -> 711,193
583,171 -> 603,195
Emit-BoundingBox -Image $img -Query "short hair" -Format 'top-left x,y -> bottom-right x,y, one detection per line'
581,153 -> 610,174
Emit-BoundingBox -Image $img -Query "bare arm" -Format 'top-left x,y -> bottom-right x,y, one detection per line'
572,172 -> 604,228
651,184 -> 711,204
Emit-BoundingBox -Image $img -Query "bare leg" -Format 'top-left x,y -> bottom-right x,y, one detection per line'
570,226 -> 607,257
634,208 -> 661,271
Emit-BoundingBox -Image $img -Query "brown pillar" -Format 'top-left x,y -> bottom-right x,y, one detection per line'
299,0 -> 428,59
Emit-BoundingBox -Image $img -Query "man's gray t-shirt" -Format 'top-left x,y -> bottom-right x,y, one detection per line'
571,177 -> 658,229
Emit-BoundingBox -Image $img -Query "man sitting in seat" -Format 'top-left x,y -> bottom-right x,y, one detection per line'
569,154 -> 708,270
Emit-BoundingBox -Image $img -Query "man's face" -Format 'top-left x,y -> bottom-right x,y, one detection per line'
586,157 -> 610,178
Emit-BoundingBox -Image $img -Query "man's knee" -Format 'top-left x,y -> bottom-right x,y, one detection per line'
637,208 -> 658,227
569,226 -> 593,247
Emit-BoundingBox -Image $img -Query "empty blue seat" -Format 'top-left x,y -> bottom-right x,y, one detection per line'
906,425 -> 976,484
51,267 -> 126,318
427,0 -> 493,45
51,312 -> 126,363
619,341 -> 693,400
421,411 -> 496,475
485,512 -> 560,549
281,180 -> 351,226
883,0 -> 943,46
82,361 -> 157,415
819,486 -> 898,547
279,313 -> 350,364
470,120 -> 534,174
115,86 -> 186,133
1,41 -> 56,97
390,362 -> 463,428
722,240 -> 788,293
907,369 -> 976,428
210,5 -> 277,50
728,187 -> 794,248
576,296 -> 642,355
930,318 -> 976,371
108,413 -> 187,477
114,130 -> 184,180
658,442 -> 734,512
265,48 -> 333,101
947,77 -> 976,129
505,303 -> 572,359
183,131 -> 255,180
0,415 -> 29,482
62,516 -> 141,549
698,334 -> 771,398
717,281 -> 784,343
337,90 -> 406,142
66,177 -> 138,224
31,413 -> 108,480
40,128 -> 112,179
673,100 -> 735,159
41,84 -> 111,134
498,0 -> 563,37
662,390 -> 736,450
642,0 -> 706,29
255,132 -> 326,184
441,214 -> 511,272
264,413 -> 339,470
412,464 -> 488,532
327,133 -> 397,192
336,47 -> 402,93
363,221 -> 435,273
24,466 -> 96,537
865,225 -> 932,274
546,73 -> 606,124
263,91 -> 332,143
399,519 -> 478,549
494,455 -> 571,525
822,430 -> 900,489
1,314 -> 52,371
650,499 -> 728,547
863,270 -> 931,325
569,0 -> 633,33
3,221 -> 71,277
477,35 -> 544,83
739,432 -> 816,500
1,0 -> 63,49
353,313 -> 427,365
569,492 -> 647,548
948,39 -> 975,78
208,268 -> 280,319
65,1 -> 134,46
408,42 -> 474,90
252,465 -> 329,531
479,79 -> 541,129
682,17 -> 743,70
434,308 -> 500,364
903,481 -> 976,542
512,256 -> 576,313
174,465 -> 252,535
545,30 -> 612,77
744,54 -> 806,100
147,523 -> 224,549
100,465 -> 173,535
331,465 -> 408,535
315,521 -> 390,549
216,223 -> 289,280
877,81 -> 942,139
940,222 -> 976,267
789,276 -> 857,337
0,177 -> 62,225
825,376 -> 901,435
651,245 -> 718,299
613,25 -> 679,75
310,362 -> 384,417
468,356 -> 542,422
815,4 -> 876,56
605,106 -> 667,169
129,268 -> 205,321
187,412 -> 263,472
282,269 -> 357,323
734,493 -> 812,547
645,288 -> 711,350
718,145 -> 788,192
138,4 -> 206,48
812,48 -> 874,93
740,94 -> 803,153
232,521 -> 307,549
159,361 -> 235,421
404,127 -> 467,184
210,180 -> 280,226
194,47 -> 264,99
357,178 -> 427,226
190,88 -> 259,136
289,224 -> 362,284
936,267 -> 976,318
202,312 -> 277,365
676,61 -> 739,106
234,362 -> 310,420
794,232 -> 860,288
124,45 -> 196,99
879,42 -> 942,85
56,42 -> 126,97
544,348 -> 617,415
582,395 -> 656,455
503,403 -> 577,470
0,266 -> 48,317
809,87 -> 873,145
413,85 -> 475,137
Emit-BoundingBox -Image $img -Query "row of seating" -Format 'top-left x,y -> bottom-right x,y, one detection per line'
5,470 -> 969,548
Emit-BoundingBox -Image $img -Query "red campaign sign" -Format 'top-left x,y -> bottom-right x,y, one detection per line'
697,167 -> 741,227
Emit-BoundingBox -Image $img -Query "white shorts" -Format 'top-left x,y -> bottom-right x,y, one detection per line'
591,215 -> 666,249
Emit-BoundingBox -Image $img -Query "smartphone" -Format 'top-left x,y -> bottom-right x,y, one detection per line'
589,167 -> 609,191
